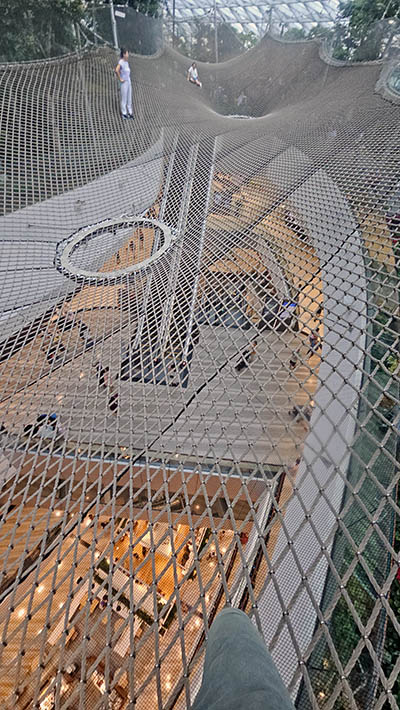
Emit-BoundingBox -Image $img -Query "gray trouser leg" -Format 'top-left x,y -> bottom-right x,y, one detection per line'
192,608 -> 294,710
126,80 -> 132,115
120,80 -> 130,115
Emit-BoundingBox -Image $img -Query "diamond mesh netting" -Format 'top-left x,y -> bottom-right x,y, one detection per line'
0,34 -> 399,710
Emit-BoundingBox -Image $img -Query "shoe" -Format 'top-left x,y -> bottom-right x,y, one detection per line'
128,114 -> 134,119
122,114 -> 129,119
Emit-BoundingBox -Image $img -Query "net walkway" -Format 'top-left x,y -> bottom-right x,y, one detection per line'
0,36 -> 399,710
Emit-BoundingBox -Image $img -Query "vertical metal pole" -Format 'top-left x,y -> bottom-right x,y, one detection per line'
93,7 -> 97,46
110,0 -> 119,50
172,0 -> 176,47
75,22 -> 82,52
214,0 -> 218,63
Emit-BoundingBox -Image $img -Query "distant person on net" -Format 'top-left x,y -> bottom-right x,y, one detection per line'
192,607 -> 294,710
115,47 -> 133,119
187,62 -> 202,88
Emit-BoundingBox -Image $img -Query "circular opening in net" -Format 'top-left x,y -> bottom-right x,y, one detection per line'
55,216 -> 175,283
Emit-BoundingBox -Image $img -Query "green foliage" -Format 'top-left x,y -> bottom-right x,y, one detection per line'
190,21 -> 245,62
282,27 -> 307,41
282,0 -> 399,61
336,0 -> 400,60
173,22 -> 257,61
331,574 -> 375,665
307,24 -> 335,40
282,24 -> 335,44
126,0 -> 162,18
340,0 -> 399,36
174,35 -> 190,56
0,0 -> 85,62
235,29 -> 258,50
382,521 -> 400,707
384,354 -> 399,373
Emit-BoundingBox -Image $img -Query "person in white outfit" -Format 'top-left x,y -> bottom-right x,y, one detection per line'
115,47 -> 133,119
187,62 -> 202,88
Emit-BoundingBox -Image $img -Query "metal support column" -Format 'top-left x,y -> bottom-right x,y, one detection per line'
172,0 -> 176,48
214,0 -> 219,63
110,0 -> 119,50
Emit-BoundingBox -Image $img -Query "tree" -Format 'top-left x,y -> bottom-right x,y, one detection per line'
126,0 -> 162,18
234,29 -> 258,50
307,24 -> 334,40
338,0 -> 400,60
282,27 -> 307,41
0,0 -> 85,62
101,0 -> 161,18
190,21 -> 245,62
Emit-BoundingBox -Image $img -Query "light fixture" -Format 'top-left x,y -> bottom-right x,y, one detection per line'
17,608 -> 25,618
37,585 -> 45,594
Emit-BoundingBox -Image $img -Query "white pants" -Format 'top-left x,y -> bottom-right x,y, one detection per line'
120,80 -> 132,116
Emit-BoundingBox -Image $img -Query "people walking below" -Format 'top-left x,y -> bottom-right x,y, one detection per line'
187,62 -> 202,88
288,402 -> 314,430
308,330 -> 320,356
115,48 -> 133,119
34,413 -> 64,440
44,334 -> 66,365
289,349 -> 300,370
108,392 -> 119,414
96,363 -> 109,389
288,405 -> 303,421
235,342 -> 257,373
78,321 -> 94,348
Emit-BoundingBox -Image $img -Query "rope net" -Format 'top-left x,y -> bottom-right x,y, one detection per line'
0,35 -> 399,710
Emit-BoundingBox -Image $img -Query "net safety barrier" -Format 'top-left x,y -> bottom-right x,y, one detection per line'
0,33 -> 399,710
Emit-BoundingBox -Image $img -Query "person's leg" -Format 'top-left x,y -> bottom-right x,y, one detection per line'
120,81 -> 128,116
192,608 -> 294,710
127,80 -> 133,116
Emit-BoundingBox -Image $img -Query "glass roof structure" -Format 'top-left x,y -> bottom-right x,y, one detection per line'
165,0 -> 339,34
